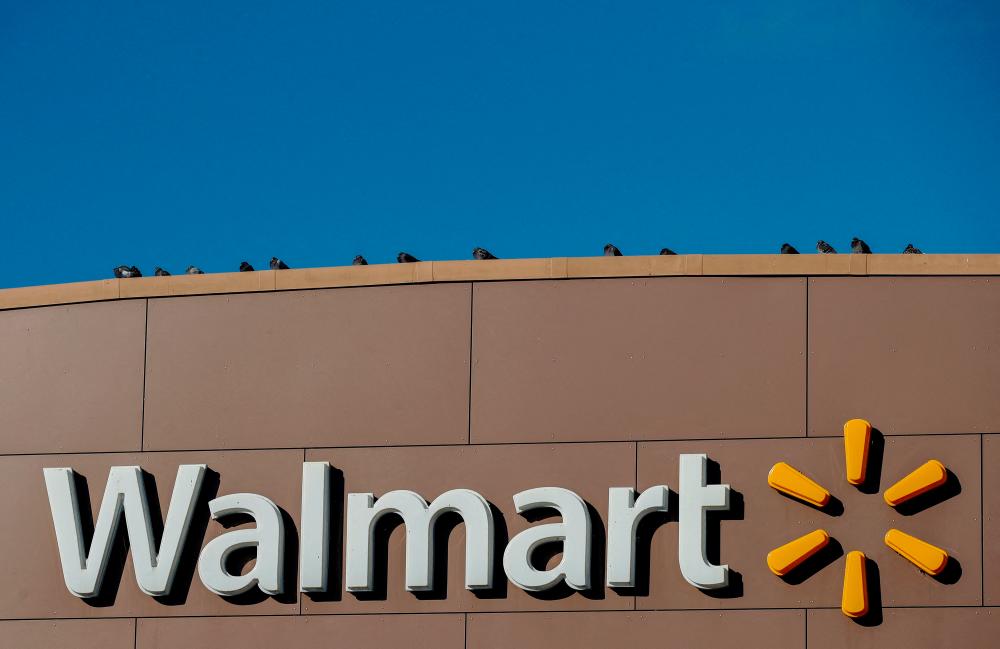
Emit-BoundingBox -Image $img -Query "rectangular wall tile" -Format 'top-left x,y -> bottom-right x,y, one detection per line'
0,300 -> 144,454
467,610 -> 804,649
809,277 -> 1000,435
0,449 -> 301,619
638,435 -> 980,609
137,614 -> 465,649
142,284 -> 471,450
808,607 -> 1000,648
983,435 -> 1000,604
0,619 -> 134,649
471,278 -> 806,443
303,442 -> 635,614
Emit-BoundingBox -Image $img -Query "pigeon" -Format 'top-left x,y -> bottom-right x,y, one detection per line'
239,261 -> 254,272
472,247 -> 498,260
186,265 -> 204,275
780,243 -> 799,254
851,237 -> 872,254
153,267 -> 171,276
604,244 -> 623,256
352,255 -> 369,266
903,243 -> 923,254
816,240 -> 837,254
113,265 -> 142,278
397,252 -> 420,263
659,247 -> 677,255
270,257 -> 289,270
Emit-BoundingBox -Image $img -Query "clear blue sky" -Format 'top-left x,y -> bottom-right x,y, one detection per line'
2,1 -> 999,288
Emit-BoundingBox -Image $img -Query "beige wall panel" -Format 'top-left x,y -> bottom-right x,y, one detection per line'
467,610 -> 804,649
809,277 -> 1000,435
471,278 -> 806,443
0,449 -> 301,618
303,442 -> 635,613
0,618 -> 134,649
638,435 -> 980,609
143,284 -> 471,450
0,300 -> 144,454
137,614 -> 465,649
808,607 -> 1000,648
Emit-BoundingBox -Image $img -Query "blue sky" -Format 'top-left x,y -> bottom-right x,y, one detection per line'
2,1 -> 999,287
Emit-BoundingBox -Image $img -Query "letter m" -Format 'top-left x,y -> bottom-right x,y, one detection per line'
345,489 -> 494,593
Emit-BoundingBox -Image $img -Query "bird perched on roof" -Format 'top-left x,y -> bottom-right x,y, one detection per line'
270,257 -> 289,270
780,243 -> 799,254
397,252 -> 420,263
851,237 -> 872,254
186,265 -> 204,274
604,244 -> 623,256
659,247 -> 676,255
154,267 -> 171,276
816,240 -> 837,254
113,265 -> 142,278
352,255 -> 368,265
473,247 -> 498,260
239,261 -> 254,272
903,243 -> 923,254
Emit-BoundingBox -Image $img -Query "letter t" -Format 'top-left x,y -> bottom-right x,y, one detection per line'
677,453 -> 730,589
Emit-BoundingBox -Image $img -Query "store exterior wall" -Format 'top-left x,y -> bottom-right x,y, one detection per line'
0,257 -> 997,648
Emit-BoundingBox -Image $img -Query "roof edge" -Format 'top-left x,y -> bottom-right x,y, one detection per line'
1,254 -> 998,310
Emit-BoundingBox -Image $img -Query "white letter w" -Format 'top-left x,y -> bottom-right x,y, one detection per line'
43,465 -> 205,598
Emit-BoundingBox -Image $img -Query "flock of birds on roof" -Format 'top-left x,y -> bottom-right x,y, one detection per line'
111,238 -> 923,278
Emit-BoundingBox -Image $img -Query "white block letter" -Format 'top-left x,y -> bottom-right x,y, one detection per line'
299,462 -> 330,592
198,493 -> 285,596
606,486 -> 669,588
502,487 -> 591,591
43,464 -> 205,598
345,489 -> 494,592
678,453 -> 730,589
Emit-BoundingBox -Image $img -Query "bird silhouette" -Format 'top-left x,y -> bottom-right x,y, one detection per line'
239,261 -> 254,272
903,243 -> 923,254
659,247 -> 677,255
780,243 -> 799,254
270,257 -> 289,270
153,267 -> 171,276
472,247 -> 498,260
816,240 -> 837,254
186,265 -> 204,274
397,252 -> 420,263
851,237 -> 872,254
604,244 -> 623,256
113,265 -> 142,278
352,255 -> 369,265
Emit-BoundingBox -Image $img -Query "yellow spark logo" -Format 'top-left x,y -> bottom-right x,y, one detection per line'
766,418 -> 952,619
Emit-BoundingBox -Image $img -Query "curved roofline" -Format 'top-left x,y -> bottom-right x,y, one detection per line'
1,254 -> 998,310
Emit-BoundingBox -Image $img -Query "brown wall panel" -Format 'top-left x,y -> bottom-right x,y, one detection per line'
142,284 -> 471,451
471,278 -> 806,443
0,300 -> 144,454
983,435 -> 1000,604
637,435 -> 980,609
808,607 -> 1000,648
809,277 -> 1000,435
137,614 -> 465,649
303,442 -> 635,614
0,618 -> 134,649
0,449 -> 301,619
467,610 -> 804,649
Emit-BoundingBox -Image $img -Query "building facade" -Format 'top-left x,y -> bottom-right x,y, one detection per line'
0,254 -> 998,648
